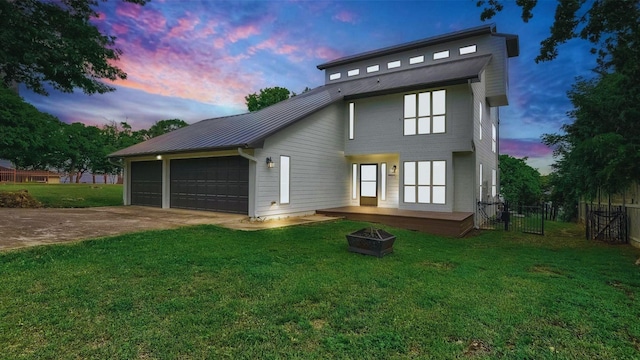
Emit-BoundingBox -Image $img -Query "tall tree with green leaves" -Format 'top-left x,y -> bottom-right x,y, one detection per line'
245,87 -> 291,112
142,119 -> 188,140
0,85 -> 65,169
480,0 -> 640,218
0,0 -> 147,95
499,154 -> 542,205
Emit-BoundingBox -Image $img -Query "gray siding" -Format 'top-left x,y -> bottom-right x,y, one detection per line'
472,78 -> 499,204
453,152 -> 474,212
345,83 -> 474,212
485,36 -> 509,106
254,104 -> 350,218
324,35 -> 497,85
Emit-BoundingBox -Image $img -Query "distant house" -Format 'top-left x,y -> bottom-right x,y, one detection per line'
0,159 -> 61,184
109,24 -> 519,236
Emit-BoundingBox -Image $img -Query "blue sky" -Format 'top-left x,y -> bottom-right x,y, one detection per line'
20,0 -> 598,174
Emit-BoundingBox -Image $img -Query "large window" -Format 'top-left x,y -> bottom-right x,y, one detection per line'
280,156 -> 290,204
403,90 -> 446,136
403,160 -> 446,204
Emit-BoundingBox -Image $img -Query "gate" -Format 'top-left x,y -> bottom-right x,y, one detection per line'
476,201 -> 546,235
585,204 -> 628,244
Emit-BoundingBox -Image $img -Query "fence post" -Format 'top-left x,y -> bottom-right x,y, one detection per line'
503,202 -> 510,231
542,204 -> 547,235
585,203 -> 589,240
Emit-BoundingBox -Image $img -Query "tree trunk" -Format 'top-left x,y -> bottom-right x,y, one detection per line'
92,174 -> 96,184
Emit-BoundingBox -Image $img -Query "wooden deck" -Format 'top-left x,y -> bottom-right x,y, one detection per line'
317,206 -> 474,237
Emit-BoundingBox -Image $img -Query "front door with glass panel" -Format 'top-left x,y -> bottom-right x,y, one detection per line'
360,164 -> 378,206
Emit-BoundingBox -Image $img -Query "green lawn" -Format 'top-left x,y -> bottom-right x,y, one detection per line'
0,183 -> 122,207
1,221 -> 639,359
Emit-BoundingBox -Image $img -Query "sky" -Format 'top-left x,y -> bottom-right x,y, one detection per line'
20,0 -> 599,175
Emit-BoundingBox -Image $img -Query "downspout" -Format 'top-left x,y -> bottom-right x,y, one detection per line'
237,147 -> 257,162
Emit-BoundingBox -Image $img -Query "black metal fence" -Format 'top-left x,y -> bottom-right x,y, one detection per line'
585,204 -> 628,244
476,201 -> 548,235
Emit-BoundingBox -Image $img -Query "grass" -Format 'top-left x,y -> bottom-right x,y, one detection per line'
1,221 -> 639,359
0,183 -> 123,207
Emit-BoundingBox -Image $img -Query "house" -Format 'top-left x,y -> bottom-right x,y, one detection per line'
0,159 -> 61,183
109,24 -> 519,236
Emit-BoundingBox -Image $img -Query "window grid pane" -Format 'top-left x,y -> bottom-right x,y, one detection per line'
432,90 -> 446,115
349,103 -> 355,140
404,186 -> 416,203
404,162 -> 416,185
418,92 -> 430,117
417,161 -> 431,185
404,94 -> 416,118
418,186 -> 430,203
432,161 -> 446,185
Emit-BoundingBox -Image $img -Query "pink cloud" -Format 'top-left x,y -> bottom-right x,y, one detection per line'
228,24 -> 260,43
167,17 -> 200,39
112,23 -> 129,36
500,138 -> 553,159
115,2 -> 166,34
248,38 -> 299,56
312,46 -> 343,60
333,10 -> 358,24
109,38 -> 262,107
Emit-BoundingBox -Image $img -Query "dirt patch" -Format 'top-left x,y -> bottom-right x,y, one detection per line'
0,206 -> 246,251
0,207 -> 339,252
0,190 -> 42,208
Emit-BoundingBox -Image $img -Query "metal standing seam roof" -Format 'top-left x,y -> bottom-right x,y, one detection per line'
109,54 -> 492,158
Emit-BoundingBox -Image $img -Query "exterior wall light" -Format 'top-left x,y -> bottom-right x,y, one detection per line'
156,155 -> 162,160
391,165 -> 397,173
266,157 -> 274,168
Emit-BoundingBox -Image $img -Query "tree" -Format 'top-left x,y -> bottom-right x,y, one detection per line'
245,87 -> 291,112
59,122 -> 104,183
0,0 -> 147,95
499,154 -> 542,205
0,85 -> 65,169
142,119 -> 188,140
477,0 -> 640,73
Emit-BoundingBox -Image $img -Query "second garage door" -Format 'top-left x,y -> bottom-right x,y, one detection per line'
170,156 -> 249,214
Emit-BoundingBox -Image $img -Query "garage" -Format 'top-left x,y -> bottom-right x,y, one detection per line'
170,156 -> 249,214
130,160 -> 163,207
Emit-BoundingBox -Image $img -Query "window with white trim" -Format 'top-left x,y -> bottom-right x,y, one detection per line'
403,90 -> 446,136
329,73 -> 341,80
478,101 -> 483,140
351,164 -> 357,199
280,156 -> 290,204
403,160 -> 446,204
491,169 -> 497,197
381,163 -> 387,201
433,50 -> 449,60
492,124 -> 497,153
367,65 -> 379,73
348,103 -> 355,140
459,45 -> 477,55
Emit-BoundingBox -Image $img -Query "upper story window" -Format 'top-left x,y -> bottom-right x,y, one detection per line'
367,65 -> 380,73
329,73 -> 341,80
348,69 -> 360,77
403,90 -> 446,136
348,102 -> 355,140
433,50 -> 449,60
460,45 -> 477,55
387,60 -> 401,69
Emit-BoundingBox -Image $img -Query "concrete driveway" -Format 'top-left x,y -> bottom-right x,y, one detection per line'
0,206 -> 336,251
